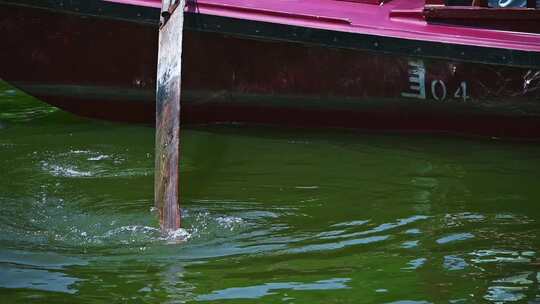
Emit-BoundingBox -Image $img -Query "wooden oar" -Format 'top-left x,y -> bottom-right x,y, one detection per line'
155,0 -> 185,233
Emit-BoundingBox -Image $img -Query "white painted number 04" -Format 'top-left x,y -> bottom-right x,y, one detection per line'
402,60 -> 469,102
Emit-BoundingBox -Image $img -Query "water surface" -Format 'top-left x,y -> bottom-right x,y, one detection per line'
2,82 -> 540,303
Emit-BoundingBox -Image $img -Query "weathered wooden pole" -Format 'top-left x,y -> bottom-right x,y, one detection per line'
155,0 -> 185,233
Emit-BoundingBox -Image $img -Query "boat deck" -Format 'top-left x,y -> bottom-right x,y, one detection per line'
111,0 -> 540,52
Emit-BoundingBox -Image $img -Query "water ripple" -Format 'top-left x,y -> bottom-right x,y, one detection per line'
0,249 -> 86,294
320,215 -> 429,241
197,278 -> 351,301
286,235 -> 389,254
469,249 -> 532,264
36,149 -> 151,178
443,255 -> 469,271
436,233 -> 474,244
403,257 -> 427,270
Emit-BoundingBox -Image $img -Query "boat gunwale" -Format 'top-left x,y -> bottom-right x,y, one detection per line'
1,0 -> 540,68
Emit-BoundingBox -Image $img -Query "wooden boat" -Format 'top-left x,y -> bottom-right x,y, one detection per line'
1,0 -> 540,138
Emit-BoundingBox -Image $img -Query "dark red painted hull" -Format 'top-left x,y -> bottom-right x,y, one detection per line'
1,3 -> 540,138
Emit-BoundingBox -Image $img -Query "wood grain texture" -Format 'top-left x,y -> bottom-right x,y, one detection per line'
155,0 -> 185,232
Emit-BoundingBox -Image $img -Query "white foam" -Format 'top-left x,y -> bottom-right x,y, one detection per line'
162,228 -> 191,243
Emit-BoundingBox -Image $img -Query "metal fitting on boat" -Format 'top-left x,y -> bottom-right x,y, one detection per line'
160,0 -> 181,25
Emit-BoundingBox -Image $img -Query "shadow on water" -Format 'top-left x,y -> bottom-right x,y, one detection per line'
2,81 -> 540,303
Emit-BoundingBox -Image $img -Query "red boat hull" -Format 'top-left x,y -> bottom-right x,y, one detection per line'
1,2 -> 540,138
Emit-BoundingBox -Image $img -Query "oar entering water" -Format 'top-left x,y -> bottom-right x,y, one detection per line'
155,0 -> 185,233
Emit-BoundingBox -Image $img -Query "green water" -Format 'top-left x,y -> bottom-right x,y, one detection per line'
2,82 -> 540,303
